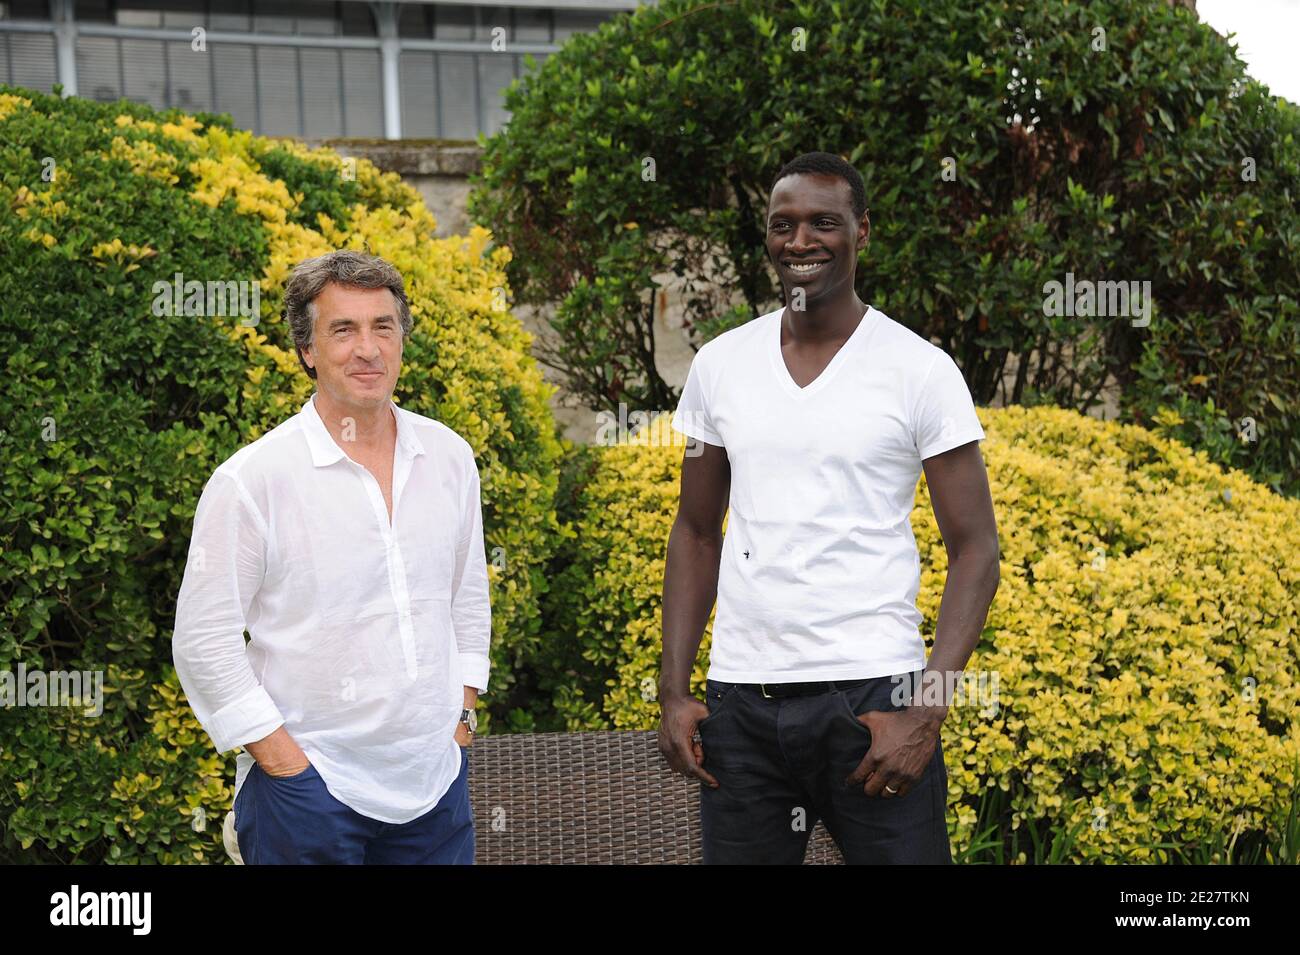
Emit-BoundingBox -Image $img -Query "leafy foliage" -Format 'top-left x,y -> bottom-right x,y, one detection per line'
542,409 -> 1300,862
470,0 -> 1300,494
0,88 -> 561,862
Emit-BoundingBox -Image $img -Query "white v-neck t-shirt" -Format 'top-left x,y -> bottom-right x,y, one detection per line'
670,304 -> 986,682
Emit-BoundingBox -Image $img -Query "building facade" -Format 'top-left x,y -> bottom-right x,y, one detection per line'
0,0 -> 639,139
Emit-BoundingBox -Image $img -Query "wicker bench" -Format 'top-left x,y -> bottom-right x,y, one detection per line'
224,730 -> 845,864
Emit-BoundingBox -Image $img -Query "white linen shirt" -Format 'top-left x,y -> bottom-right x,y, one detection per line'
173,393 -> 492,824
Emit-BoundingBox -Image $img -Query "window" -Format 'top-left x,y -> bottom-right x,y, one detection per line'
554,10 -> 611,40
208,0 -> 250,32
1,30 -> 57,89
2,1 -> 53,20
400,48 -> 528,140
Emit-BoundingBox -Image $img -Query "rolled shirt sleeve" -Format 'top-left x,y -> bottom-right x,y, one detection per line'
451,448 -> 492,693
913,350 -> 987,461
172,470 -> 285,754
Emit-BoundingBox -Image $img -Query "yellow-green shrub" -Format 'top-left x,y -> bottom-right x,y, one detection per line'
545,407 -> 1300,862
0,87 -> 560,862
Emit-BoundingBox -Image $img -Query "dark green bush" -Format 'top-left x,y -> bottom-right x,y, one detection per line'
470,0 -> 1300,494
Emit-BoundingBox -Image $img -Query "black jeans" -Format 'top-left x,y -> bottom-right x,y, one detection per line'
697,672 -> 952,864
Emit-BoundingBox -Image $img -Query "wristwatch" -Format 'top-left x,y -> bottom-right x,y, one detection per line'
459,707 -> 477,737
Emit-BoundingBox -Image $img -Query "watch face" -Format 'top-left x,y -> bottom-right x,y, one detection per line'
464,709 -> 477,733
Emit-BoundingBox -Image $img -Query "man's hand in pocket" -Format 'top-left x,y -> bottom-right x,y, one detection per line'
246,725 -> 311,777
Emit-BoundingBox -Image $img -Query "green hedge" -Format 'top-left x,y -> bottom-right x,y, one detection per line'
538,410 -> 1300,862
0,88 -> 561,863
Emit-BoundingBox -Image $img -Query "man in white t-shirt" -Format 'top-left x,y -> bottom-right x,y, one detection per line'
658,151 -> 1000,864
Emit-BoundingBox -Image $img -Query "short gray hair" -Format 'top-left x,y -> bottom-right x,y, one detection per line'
282,249 -> 414,380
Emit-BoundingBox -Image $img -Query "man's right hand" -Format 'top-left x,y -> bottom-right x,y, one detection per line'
245,725 -> 311,778
659,439 -> 729,789
658,694 -> 719,788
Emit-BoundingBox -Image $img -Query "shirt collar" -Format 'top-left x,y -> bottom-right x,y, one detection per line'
299,393 -> 426,468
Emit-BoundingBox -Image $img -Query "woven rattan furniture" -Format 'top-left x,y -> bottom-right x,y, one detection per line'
469,730 -> 845,864
224,730 -> 846,864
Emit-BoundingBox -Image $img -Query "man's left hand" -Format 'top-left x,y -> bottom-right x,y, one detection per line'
458,688 -> 479,748
844,707 -> 943,797
454,720 -> 473,748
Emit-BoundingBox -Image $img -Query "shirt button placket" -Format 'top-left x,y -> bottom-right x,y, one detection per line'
359,461 -> 415,680
392,546 -> 417,679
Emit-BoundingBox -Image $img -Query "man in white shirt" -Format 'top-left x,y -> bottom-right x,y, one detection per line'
173,250 -> 491,864
658,152 -> 1001,864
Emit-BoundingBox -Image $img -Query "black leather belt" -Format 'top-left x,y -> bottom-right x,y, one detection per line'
740,678 -> 874,699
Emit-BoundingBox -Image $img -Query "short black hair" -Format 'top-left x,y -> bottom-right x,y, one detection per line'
769,152 -> 868,222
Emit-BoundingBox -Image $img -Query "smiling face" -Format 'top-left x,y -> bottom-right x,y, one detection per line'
766,172 -> 869,308
300,281 -> 404,415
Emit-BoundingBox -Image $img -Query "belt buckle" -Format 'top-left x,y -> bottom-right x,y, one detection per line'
760,683 -> 775,699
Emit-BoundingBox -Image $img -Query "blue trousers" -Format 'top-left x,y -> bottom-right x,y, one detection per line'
234,746 -> 474,864
698,672 -> 952,864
